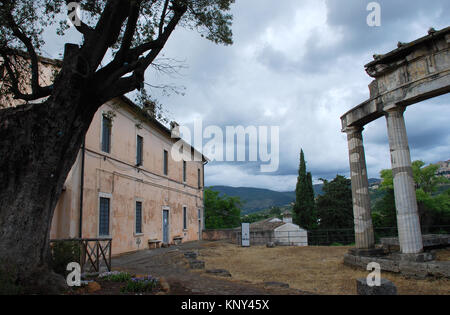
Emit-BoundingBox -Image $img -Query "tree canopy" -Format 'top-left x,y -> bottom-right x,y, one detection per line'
0,0 -> 234,105
372,160 -> 450,229
204,188 -> 242,229
315,175 -> 353,230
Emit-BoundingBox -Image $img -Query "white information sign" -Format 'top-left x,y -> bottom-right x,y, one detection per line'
242,223 -> 250,247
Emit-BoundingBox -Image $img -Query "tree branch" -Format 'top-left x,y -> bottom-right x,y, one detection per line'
3,7 -> 41,96
96,2 -> 188,101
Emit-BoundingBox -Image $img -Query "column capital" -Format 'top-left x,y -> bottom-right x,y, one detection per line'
342,125 -> 364,135
383,104 -> 406,116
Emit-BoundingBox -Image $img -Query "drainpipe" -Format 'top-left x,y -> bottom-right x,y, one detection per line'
202,159 -> 208,230
79,137 -> 86,238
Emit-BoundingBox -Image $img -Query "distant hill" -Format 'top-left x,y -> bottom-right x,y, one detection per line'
208,178 -> 381,215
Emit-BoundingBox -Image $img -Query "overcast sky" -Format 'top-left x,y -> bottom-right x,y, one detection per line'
43,0 -> 450,192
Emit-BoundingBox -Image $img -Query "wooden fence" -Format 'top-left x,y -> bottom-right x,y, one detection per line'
50,238 -> 112,273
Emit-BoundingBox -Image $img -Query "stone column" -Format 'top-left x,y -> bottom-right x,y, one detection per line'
344,126 -> 375,249
385,106 -> 423,254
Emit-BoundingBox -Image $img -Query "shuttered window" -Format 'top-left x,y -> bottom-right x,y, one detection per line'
136,135 -> 143,166
183,206 -> 187,230
183,160 -> 186,183
135,201 -> 142,234
163,150 -> 168,175
198,168 -> 201,188
102,116 -> 111,153
99,197 -> 110,236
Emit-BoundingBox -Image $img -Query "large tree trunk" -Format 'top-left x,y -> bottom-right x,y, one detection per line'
0,46 -> 101,293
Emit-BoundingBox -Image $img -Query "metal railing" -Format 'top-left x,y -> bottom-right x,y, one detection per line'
235,230 -> 308,246
233,225 -> 450,246
307,225 -> 450,246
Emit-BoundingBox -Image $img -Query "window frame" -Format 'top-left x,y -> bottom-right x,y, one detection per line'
98,193 -> 112,237
101,115 -> 112,154
183,206 -> 188,230
163,150 -> 168,176
135,200 -> 143,235
136,135 -> 143,166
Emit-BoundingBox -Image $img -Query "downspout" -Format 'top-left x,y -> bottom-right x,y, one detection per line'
202,160 -> 208,230
79,137 -> 86,238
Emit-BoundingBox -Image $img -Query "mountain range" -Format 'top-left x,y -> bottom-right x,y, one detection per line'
208,178 -> 381,215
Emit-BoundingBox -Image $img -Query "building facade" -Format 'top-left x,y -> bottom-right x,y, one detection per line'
50,96 -> 206,255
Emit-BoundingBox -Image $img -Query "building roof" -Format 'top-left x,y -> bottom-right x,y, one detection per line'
117,95 -> 208,163
248,217 -> 286,231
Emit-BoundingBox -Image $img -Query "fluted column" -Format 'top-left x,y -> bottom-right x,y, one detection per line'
385,106 -> 423,254
345,126 -> 375,249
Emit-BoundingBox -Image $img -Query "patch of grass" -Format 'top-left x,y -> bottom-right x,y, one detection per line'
198,243 -> 450,295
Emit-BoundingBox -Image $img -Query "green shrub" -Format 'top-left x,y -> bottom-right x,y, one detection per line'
99,271 -> 131,282
50,241 -> 81,277
120,276 -> 159,293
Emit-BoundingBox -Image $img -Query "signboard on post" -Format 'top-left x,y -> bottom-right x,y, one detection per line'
241,223 -> 250,247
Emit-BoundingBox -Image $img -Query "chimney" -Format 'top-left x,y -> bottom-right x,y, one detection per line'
282,211 -> 292,224
170,121 -> 180,138
143,100 -> 156,118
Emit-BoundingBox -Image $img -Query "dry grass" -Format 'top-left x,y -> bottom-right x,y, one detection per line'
198,242 -> 450,295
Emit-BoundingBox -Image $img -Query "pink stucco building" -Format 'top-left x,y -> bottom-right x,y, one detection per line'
50,96 -> 207,255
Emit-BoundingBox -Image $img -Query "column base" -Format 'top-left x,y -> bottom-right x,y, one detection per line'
348,248 -> 385,257
390,252 -> 435,263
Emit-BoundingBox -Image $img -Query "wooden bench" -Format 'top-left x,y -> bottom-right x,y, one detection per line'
148,239 -> 161,249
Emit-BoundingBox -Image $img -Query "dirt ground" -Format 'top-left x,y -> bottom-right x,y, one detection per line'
197,242 -> 450,295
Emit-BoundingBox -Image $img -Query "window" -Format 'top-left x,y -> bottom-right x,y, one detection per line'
136,135 -> 143,166
198,168 -> 201,188
102,116 -> 111,153
183,160 -> 187,183
135,201 -> 142,234
99,197 -> 110,236
163,150 -> 168,175
198,209 -> 201,220
183,206 -> 187,230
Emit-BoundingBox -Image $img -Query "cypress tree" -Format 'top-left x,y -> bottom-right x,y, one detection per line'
293,150 -> 316,229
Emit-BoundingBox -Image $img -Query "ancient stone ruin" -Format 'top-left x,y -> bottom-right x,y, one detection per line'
341,27 -> 450,277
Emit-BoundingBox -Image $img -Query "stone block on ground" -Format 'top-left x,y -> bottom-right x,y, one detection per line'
158,276 -> 170,292
189,260 -> 205,269
86,281 -> 101,293
356,278 -> 397,295
263,281 -> 289,288
206,269 -> 232,277
184,251 -> 198,260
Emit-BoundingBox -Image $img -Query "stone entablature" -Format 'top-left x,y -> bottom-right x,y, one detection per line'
341,26 -> 450,130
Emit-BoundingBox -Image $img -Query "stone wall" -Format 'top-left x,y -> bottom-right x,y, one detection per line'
202,229 -> 238,242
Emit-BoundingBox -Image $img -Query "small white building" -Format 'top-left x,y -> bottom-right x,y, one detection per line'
245,212 -> 308,246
